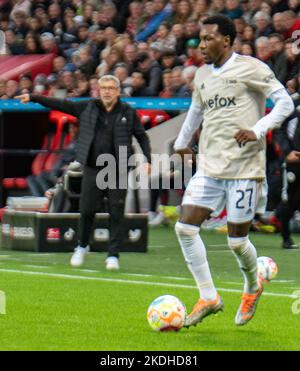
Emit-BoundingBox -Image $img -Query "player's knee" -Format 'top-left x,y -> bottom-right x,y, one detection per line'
175,221 -> 199,238
227,236 -> 248,251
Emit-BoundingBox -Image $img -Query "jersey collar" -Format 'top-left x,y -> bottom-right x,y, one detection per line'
210,52 -> 237,74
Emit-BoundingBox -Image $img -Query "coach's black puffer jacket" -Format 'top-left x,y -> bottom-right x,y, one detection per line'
30,95 -> 151,171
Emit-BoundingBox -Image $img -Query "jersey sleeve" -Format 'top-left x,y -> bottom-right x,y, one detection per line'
191,69 -> 204,106
174,69 -> 204,150
245,59 -> 284,98
252,88 -> 294,139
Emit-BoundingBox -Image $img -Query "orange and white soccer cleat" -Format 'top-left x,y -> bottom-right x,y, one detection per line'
235,282 -> 264,326
184,294 -> 224,327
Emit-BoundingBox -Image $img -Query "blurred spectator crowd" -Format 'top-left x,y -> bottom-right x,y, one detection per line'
0,0 -> 300,99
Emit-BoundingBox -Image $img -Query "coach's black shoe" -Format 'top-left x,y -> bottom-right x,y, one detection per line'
282,239 -> 298,249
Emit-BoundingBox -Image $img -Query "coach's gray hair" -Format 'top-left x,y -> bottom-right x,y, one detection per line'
98,75 -> 121,88
255,36 -> 269,47
182,65 -> 197,81
254,11 -> 271,23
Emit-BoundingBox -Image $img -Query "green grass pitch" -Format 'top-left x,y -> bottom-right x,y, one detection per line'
0,228 -> 299,351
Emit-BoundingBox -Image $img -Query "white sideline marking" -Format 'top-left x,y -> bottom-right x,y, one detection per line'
80,271 -> 188,280
79,269 -> 99,273
165,276 -> 189,281
23,265 -> 50,269
80,270 -> 154,278
273,280 -> 296,283
0,268 -> 297,299
126,273 -> 152,277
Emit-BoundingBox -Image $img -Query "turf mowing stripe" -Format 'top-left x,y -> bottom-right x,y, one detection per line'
208,250 -> 232,253
27,253 -> 57,257
0,268 -> 297,299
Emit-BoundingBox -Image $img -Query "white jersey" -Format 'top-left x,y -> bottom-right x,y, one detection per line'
192,53 -> 284,180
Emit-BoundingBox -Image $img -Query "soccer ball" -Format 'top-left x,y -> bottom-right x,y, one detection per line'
257,256 -> 278,282
147,295 -> 186,332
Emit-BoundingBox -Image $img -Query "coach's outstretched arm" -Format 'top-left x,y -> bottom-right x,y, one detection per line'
15,94 -> 90,118
174,102 -> 203,157
235,88 -> 294,146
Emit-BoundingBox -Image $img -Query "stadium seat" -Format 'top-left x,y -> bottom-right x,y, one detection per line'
43,112 -> 77,172
137,109 -> 170,129
1,111 -> 78,201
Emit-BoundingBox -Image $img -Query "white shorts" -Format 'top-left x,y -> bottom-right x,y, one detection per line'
182,172 -> 268,223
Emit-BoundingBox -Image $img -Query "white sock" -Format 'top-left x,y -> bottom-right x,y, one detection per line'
175,221 -> 217,301
228,236 -> 258,294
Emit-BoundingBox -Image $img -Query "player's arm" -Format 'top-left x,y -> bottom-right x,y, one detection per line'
174,101 -> 203,160
252,88 -> 294,139
235,88 -> 294,146
235,60 -> 294,146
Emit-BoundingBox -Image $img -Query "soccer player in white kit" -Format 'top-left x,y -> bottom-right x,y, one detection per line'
174,15 -> 294,327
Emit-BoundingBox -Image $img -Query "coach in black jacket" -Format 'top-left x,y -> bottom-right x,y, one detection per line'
274,103 -> 300,249
16,75 -> 151,270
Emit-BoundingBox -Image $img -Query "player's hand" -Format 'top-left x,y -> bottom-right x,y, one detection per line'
143,163 -> 152,175
234,130 -> 257,147
286,150 -> 300,163
175,148 -> 196,165
14,94 -> 30,104
45,189 -> 54,200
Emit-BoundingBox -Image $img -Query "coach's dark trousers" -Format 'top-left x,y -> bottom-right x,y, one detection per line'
276,164 -> 300,241
78,166 -> 127,257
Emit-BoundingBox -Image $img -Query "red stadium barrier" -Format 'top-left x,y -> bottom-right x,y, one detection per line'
0,54 -> 55,81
